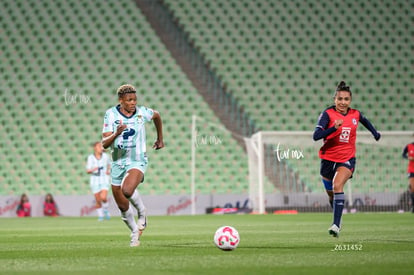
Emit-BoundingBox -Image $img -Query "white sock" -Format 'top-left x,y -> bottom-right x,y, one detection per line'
121,205 -> 138,232
128,190 -> 146,216
102,201 -> 109,211
96,207 -> 104,218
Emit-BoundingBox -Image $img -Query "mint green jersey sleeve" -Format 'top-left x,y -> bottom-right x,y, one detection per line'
141,106 -> 154,123
102,108 -> 114,133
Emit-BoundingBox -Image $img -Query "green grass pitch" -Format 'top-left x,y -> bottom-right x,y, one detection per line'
0,213 -> 413,274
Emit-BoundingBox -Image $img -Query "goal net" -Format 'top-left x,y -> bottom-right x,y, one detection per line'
244,131 -> 412,214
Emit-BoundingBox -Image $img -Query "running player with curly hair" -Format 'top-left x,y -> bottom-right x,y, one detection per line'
102,84 -> 164,247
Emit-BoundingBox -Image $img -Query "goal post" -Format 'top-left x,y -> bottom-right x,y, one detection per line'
245,131 -> 413,214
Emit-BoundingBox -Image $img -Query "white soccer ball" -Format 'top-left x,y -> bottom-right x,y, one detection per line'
214,225 -> 240,251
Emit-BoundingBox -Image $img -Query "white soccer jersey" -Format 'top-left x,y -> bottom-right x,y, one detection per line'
86,152 -> 110,186
102,105 -> 154,165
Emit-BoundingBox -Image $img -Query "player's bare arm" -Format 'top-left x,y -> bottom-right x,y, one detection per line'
152,110 -> 164,150
86,167 -> 99,174
102,123 -> 127,149
106,163 -> 111,175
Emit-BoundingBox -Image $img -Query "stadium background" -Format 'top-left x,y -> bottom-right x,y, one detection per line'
0,0 -> 412,216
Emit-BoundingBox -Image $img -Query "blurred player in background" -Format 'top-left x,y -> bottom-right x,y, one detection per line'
102,84 -> 164,247
313,81 -> 381,237
402,139 -> 414,212
16,193 -> 31,217
86,141 -> 111,221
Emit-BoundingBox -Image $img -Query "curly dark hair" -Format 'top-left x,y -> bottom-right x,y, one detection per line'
117,84 -> 136,98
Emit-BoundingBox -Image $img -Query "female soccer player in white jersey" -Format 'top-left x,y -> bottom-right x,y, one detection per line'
102,84 -> 164,247
86,141 -> 111,221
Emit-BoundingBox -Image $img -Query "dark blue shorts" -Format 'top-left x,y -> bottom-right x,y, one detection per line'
320,158 -> 356,181
408,173 -> 414,178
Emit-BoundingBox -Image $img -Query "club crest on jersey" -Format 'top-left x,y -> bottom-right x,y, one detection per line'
136,115 -> 143,124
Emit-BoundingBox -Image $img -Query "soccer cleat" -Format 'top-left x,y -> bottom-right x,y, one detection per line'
130,230 -> 140,247
328,224 -> 340,238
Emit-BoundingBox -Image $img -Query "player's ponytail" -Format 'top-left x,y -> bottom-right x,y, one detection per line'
334,81 -> 352,97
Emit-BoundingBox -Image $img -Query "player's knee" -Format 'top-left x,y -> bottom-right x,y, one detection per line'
122,189 -> 133,198
118,204 -> 129,212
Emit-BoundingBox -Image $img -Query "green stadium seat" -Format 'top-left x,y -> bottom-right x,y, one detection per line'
2,0 -> 246,196
3,0 -> 412,196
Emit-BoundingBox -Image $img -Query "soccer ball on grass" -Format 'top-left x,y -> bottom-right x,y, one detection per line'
214,225 -> 240,251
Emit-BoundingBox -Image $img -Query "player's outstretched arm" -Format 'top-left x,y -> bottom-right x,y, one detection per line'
152,110 -> 164,150
359,113 -> 381,141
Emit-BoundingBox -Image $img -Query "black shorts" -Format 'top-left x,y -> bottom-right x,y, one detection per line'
408,173 -> 414,178
320,158 -> 356,181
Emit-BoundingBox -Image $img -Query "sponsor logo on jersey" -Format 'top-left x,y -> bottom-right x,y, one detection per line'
339,127 -> 351,143
122,128 -> 136,139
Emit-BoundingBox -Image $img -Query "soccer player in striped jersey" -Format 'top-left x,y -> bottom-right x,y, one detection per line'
402,140 -> 414,212
102,84 -> 164,247
86,141 -> 111,221
313,81 -> 381,237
